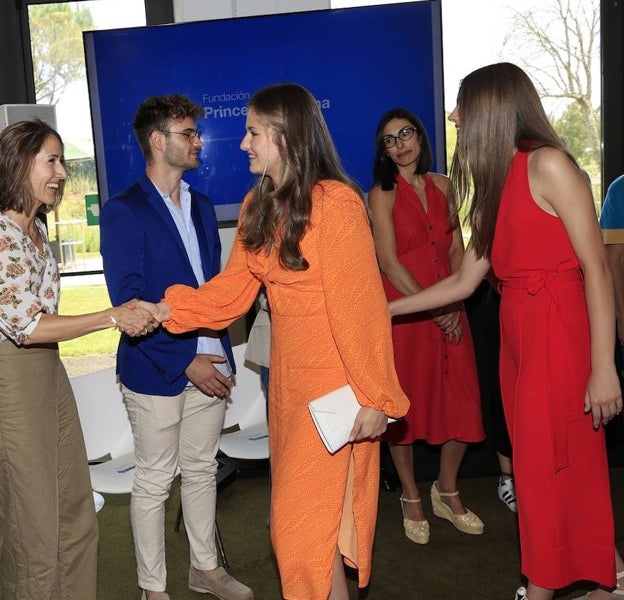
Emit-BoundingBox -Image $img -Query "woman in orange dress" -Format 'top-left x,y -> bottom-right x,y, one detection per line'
140,83 -> 409,600
388,63 -> 621,600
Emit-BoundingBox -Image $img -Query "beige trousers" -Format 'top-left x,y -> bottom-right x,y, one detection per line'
0,341 -> 98,600
122,385 -> 226,592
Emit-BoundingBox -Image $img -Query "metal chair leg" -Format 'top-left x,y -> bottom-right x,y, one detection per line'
215,518 -> 228,570
174,503 -> 183,532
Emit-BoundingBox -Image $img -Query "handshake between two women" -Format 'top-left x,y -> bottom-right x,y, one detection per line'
115,299 -> 171,337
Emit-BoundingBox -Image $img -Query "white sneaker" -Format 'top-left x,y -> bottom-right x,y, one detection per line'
498,476 -> 518,512
515,587 -> 527,600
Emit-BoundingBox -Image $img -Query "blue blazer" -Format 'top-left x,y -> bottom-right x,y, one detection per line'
100,173 -> 234,396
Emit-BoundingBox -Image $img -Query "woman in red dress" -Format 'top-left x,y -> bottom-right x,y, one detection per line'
369,109 -> 484,544
389,63 -> 622,600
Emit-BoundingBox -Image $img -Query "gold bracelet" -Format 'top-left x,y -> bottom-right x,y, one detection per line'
109,313 -> 117,327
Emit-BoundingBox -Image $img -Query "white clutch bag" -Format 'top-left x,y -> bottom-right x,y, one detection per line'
308,385 -> 360,454
308,385 -> 395,454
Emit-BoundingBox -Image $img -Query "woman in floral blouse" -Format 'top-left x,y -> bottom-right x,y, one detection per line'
0,119 -> 154,600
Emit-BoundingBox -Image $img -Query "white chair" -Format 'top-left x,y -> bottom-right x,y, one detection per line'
73,365 -> 229,565
219,343 -> 269,462
93,491 -> 105,513
71,366 -> 136,495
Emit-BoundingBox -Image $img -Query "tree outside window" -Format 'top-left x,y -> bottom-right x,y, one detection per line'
26,0 -> 145,376
28,0 -> 145,274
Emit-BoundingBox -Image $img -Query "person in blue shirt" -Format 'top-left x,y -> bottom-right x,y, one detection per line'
100,94 -> 252,600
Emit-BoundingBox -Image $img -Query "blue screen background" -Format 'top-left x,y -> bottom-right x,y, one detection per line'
85,2 -> 444,221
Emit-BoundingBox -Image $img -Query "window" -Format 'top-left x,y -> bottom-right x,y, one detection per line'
332,0 -> 602,212
26,0 -> 146,376
27,0 -> 146,275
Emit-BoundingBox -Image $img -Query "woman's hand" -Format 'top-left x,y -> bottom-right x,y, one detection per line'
134,300 -> 171,324
110,301 -> 158,337
349,406 -> 388,443
585,365 -> 623,428
433,307 -> 462,343
445,319 -> 463,344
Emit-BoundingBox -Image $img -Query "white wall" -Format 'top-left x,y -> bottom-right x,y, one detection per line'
173,0 -> 330,22
218,225 -> 237,269
171,0 -> 330,264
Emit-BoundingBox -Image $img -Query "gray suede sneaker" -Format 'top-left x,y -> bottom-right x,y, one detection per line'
189,567 -> 253,600
140,592 -> 170,600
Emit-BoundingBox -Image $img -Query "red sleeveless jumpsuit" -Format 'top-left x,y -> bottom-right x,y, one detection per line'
491,150 -> 615,588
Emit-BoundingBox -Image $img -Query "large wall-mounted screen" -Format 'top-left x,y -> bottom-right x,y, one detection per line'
85,1 -> 443,222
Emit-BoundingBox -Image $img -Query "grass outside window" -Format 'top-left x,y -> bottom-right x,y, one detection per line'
58,283 -> 119,356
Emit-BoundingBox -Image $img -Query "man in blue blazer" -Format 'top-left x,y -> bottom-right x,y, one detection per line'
101,95 -> 253,600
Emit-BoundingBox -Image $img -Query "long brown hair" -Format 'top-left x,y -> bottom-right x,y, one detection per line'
239,83 -> 363,271
0,118 -> 65,214
449,63 -> 575,258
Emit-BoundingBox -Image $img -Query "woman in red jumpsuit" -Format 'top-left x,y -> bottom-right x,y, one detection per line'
389,63 -> 622,600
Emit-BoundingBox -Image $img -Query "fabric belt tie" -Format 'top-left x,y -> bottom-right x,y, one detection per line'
500,269 -> 583,473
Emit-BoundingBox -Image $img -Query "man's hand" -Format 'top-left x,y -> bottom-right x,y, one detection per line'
186,354 -> 232,398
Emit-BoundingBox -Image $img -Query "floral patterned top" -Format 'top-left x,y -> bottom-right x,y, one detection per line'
0,213 -> 59,344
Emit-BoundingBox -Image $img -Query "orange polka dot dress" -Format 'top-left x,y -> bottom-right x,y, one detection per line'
163,180 -> 409,599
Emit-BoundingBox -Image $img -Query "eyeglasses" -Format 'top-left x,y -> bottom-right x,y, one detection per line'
162,129 -> 202,141
382,126 -> 418,149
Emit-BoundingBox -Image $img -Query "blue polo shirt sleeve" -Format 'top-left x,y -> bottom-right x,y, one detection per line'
600,174 -> 624,245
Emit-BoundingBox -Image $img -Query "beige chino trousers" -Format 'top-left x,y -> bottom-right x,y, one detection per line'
0,341 -> 98,600
122,385 -> 226,592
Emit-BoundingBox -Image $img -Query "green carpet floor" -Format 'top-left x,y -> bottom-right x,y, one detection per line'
94,467 -> 624,600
